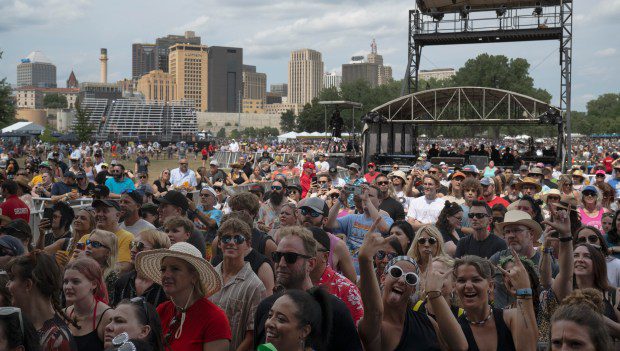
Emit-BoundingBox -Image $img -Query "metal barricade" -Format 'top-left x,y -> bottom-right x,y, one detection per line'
30,197 -> 94,241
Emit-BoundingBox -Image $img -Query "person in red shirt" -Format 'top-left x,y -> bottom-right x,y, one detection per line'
364,162 -> 380,183
300,162 -> 316,198
136,242 -> 231,351
0,180 -> 30,222
480,177 -> 509,208
603,152 -> 614,174
308,226 -> 364,324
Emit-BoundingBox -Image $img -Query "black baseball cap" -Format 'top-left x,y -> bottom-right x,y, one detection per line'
92,199 -> 121,211
154,190 -> 188,211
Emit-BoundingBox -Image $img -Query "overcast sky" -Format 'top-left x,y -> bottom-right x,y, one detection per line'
1,0 -> 618,111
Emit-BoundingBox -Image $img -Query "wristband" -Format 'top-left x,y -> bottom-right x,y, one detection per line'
516,288 -> 532,297
559,236 -> 573,243
425,291 -> 442,300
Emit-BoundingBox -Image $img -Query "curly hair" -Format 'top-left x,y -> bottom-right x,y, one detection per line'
228,191 -> 261,218
436,201 -> 463,235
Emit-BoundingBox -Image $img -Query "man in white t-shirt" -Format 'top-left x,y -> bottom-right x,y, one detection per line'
407,174 -> 445,230
315,153 -> 330,173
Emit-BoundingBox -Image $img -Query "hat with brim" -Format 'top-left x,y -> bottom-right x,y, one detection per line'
136,242 -> 221,298
496,210 -> 543,241
572,169 -> 584,179
554,195 -> 579,212
541,189 -> 561,202
92,199 -> 121,211
14,176 -> 31,193
515,177 -> 542,193
448,171 -> 466,180
390,170 -> 407,181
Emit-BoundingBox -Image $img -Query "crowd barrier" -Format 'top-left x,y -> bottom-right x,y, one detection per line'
211,151 -> 306,169
30,197 -> 94,241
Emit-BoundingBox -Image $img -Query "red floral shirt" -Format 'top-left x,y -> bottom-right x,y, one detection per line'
318,266 -> 364,324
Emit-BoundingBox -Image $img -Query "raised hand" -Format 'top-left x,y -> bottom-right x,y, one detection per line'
496,249 -> 531,290
542,208 -> 571,238
423,254 -> 452,296
358,217 -> 395,260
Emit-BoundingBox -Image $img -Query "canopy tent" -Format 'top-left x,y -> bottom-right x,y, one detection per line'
2,122 -> 45,134
277,131 -> 352,142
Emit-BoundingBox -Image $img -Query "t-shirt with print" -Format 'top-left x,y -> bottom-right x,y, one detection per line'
335,212 -> 393,273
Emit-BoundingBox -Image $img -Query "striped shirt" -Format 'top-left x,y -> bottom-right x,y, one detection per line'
210,262 -> 266,350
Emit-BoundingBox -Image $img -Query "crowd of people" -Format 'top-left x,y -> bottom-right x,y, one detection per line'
0,137 -> 617,351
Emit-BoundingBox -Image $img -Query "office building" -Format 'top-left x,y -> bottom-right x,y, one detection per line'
155,31 -> 201,73
169,44 -> 209,112
323,72 -> 341,90
264,102 -> 301,116
137,70 -> 176,102
208,46 -> 242,113
132,43 -> 158,80
79,82 -> 122,102
270,83 -> 288,97
419,68 -> 456,81
366,39 -> 393,85
16,51 -> 57,88
242,99 -> 265,114
242,65 -> 266,103
288,49 -> 323,105
14,87 -> 79,109
266,92 -> 282,105
342,62 -> 379,87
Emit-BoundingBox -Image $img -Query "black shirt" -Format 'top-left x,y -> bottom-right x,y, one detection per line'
379,197 -> 405,221
111,270 -> 168,308
153,179 -> 171,193
440,227 -> 465,246
135,156 -> 149,174
253,291 -> 363,351
393,309 -> 441,351
454,233 -> 507,259
78,182 -> 96,196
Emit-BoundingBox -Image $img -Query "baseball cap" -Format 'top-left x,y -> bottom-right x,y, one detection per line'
209,160 -> 219,167
519,165 -> 529,172
63,171 -> 76,178
329,167 -> 337,174
582,185 -> 598,194
155,190 -> 189,211
367,162 -> 376,167
595,170 -> 606,176
92,199 -> 121,211
76,172 -> 86,179
480,177 -> 493,186
462,165 -> 479,173
448,171 -> 466,180
123,190 -> 144,206
100,163 -> 109,168
299,197 -> 329,216
39,161 -> 51,168
347,163 -> 360,171
93,184 -> 110,197
0,235 -> 25,256
249,184 -> 265,193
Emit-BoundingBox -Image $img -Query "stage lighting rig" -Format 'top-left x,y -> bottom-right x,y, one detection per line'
533,2 -> 543,16
496,5 -> 507,17
538,108 -> 562,125
460,5 -> 471,19
361,111 -> 387,124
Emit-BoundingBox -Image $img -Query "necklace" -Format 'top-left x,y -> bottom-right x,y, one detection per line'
464,307 -> 493,326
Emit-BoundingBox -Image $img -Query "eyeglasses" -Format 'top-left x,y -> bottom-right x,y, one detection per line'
375,250 -> 398,261
221,235 -> 246,245
140,175 -> 147,179
388,265 -> 419,286
377,181 -> 389,185
418,237 -> 437,245
582,191 -> 597,197
0,307 -> 24,340
272,251 -> 312,264
468,213 -> 488,219
130,241 -> 145,252
576,235 -> 599,245
299,207 -> 321,218
86,239 -> 110,250
271,185 -> 283,191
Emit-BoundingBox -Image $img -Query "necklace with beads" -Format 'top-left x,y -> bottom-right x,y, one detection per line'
464,307 -> 493,326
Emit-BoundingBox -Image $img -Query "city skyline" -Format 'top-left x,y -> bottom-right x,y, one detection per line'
1,0 -> 619,111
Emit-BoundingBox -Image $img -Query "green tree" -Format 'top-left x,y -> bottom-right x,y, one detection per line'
43,93 -> 68,109
280,110 -> 296,132
571,93 -> 620,134
230,129 -> 241,139
0,51 -> 15,128
216,127 -> 226,138
39,126 -> 58,143
72,100 -> 95,142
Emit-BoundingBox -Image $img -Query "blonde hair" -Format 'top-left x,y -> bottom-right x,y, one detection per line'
407,224 -> 445,264
89,229 -> 118,279
138,229 -> 171,249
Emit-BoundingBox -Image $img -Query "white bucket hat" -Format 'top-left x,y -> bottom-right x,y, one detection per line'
136,242 -> 221,298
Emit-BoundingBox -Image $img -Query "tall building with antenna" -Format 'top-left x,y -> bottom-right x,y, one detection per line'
366,39 -> 393,85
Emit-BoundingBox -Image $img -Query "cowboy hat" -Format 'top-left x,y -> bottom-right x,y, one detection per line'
541,189 -> 562,203
136,242 -> 221,298
515,177 -> 542,193
571,169 -> 585,179
495,210 -> 543,240
14,176 -> 31,193
554,195 -> 579,212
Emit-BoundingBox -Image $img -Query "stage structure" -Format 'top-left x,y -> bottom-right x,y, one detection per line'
404,0 -> 573,168
362,86 -> 562,171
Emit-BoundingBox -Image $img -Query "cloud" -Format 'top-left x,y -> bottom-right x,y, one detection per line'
594,48 -> 617,57
172,15 -> 211,33
574,0 -> 620,24
0,0 -> 92,32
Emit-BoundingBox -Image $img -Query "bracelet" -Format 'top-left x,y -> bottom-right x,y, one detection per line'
559,236 -> 573,243
425,291 -> 442,300
516,288 -> 533,297
516,295 -> 533,300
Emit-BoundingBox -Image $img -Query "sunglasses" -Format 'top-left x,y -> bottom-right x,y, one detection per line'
140,175 -> 148,179
388,265 -> 419,286
221,235 -> 246,245
492,216 -> 504,223
576,235 -> 599,245
271,185 -> 283,191
468,213 -> 488,219
375,250 -> 398,261
582,191 -> 597,197
213,187 -> 222,191
179,163 -> 188,165
418,237 -> 437,245
300,207 -> 321,218
596,174 -> 605,178
272,251 -> 312,264
377,181 -> 389,185
329,193 -> 340,199
86,239 -> 110,250
130,241 -> 145,252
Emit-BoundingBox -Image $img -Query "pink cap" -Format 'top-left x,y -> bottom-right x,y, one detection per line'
595,170 -> 606,176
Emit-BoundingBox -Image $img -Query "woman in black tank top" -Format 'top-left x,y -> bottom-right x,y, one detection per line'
356,231 -> 467,351
454,254 -> 537,351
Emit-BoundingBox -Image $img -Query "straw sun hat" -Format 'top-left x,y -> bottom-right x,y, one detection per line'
495,210 -> 543,241
136,242 -> 221,298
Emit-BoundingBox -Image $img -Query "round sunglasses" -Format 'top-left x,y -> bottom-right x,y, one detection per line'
388,265 -> 419,286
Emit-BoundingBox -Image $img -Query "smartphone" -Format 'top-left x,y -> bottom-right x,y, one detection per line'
311,176 -> 317,183
43,208 -> 54,222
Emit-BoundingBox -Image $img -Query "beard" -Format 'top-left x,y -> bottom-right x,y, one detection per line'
270,191 -> 285,206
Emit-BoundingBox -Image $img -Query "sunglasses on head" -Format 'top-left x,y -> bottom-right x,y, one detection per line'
221,234 -> 246,245
418,237 -> 437,245
87,239 -> 110,250
375,250 -> 398,261
129,296 -> 150,324
300,207 -> 321,218
576,235 -> 599,245
130,241 -> 145,252
388,265 -> 419,286
272,251 -> 312,264
468,213 -> 488,219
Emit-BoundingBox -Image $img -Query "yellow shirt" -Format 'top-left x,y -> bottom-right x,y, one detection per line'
78,228 -> 134,263
29,175 -> 43,187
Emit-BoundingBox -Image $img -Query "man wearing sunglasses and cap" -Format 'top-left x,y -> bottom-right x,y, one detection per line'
253,226 -> 363,351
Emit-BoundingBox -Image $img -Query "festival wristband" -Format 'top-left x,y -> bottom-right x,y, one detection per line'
516,288 -> 532,297
559,236 -> 573,242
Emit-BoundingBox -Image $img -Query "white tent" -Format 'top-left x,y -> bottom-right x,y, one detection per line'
2,122 -> 45,134
277,132 -> 299,142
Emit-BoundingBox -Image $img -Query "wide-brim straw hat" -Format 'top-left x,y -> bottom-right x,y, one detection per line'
515,177 -> 542,193
136,242 -> 221,298
14,176 -> 31,193
496,210 -> 543,241
554,195 -> 579,212
541,189 -> 561,202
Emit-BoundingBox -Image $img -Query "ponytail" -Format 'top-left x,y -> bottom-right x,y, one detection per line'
308,287 -> 332,351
